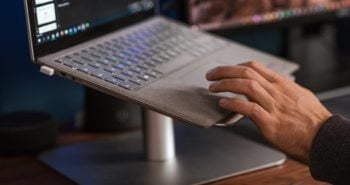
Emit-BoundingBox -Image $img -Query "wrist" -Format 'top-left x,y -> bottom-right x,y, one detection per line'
304,111 -> 332,163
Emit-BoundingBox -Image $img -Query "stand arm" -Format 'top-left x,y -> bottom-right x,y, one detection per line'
143,109 -> 176,161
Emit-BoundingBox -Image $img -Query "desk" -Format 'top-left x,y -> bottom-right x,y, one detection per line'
0,130 -> 329,185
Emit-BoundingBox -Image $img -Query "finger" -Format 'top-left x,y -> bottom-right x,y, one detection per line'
219,98 -> 272,131
238,61 -> 284,82
206,65 -> 276,96
209,79 -> 275,111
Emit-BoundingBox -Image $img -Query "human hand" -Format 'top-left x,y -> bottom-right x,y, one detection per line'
206,62 -> 332,163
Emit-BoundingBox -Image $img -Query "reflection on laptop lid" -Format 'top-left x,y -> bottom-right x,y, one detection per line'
26,0 -> 155,61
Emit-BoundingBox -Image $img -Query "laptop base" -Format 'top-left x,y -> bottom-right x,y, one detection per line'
39,112 -> 286,185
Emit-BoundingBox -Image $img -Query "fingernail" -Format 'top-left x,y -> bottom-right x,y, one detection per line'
219,99 -> 229,106
206,71 -> 213,79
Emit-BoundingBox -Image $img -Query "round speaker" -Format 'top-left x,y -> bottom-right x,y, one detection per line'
0,111 -> 57,155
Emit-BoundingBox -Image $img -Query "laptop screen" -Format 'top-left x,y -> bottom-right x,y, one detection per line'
26,0 -> 155,60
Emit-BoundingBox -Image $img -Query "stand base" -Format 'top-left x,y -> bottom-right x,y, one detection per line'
39,125 -> 286,185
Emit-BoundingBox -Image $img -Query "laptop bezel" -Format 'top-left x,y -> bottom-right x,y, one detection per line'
24,0 -> 156,62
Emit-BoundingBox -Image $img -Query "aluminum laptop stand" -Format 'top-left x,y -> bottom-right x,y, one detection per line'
39,109 -> 286,185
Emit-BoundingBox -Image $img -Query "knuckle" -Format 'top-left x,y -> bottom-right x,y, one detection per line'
220,80 -> 233,89
242,67 -> 256,78
266,127 -> 278,140
250,103 -> 262,117
246,80 -> 260,92
246,61 -> 260,68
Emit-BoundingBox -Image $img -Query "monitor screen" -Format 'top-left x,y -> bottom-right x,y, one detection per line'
188,0 -> 350,30
31,0 -> 154,45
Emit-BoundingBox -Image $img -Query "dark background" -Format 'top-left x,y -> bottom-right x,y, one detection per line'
0,0 -> 83,122
1,0 -> 350,123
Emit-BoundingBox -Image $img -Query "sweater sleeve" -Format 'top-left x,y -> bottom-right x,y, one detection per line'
310,114 -> 350,185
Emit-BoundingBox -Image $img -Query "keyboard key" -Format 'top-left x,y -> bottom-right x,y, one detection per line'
142,51 -> 153,57
129,67 -> 145,74
77,65 -> 96,74
159,53 -> 171,61
116,52 -> 128,59
98,50 -> 109,56
113,73 -> 127,81
152,56 -> 165,63
137,64 -> 149,70
63,60 -> 78,69
110,53 -> 123,59
65,55 -> 73,59
96,59 -> 110,66
121,70 -> 136,78
90,52 -> 102,59
129,77 -> 143,85
165,50 -> 178,57
145,60 -> 159,67
81,56 -> 93,62
91,70 -> 110,79
127,47 -> 140,54
145,70 -> 163,78
120,60 -> 135,66
111,63 -> 125,70
72,59 -> 85,65
55,58 -> 65,64
88,62 -> 103,69
121,40 -> 133,47
97,44 -> 105,49
105,46 -> 116,52
104,67 -> 119,74
105,76 -> 123,85
119,81 -> 140,91
105,56 -> 120,63
112,43 -> 125,50
135,45 -> 146,51
138,74 -> 152,81
135,54 -> 147,61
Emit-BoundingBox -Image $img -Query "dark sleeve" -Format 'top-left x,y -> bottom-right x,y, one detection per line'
310,114 -> 350,185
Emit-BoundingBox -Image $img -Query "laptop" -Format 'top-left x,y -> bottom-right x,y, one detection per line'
24,0 -> 298,128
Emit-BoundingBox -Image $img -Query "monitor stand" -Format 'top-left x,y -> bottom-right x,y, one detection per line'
39,110 -> 286,185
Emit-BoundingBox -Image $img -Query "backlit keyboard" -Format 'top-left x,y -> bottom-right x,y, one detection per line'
54,21 -> 226,91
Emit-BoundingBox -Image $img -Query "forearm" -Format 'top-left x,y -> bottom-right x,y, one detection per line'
310,114 -> 350,185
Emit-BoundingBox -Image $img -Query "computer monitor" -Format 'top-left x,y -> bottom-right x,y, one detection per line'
187,0 -> 350,31
182,0 -> 350,92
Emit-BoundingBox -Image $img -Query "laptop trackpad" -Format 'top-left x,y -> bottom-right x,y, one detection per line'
178,61 -> 239,100
180,61 -> 223,89
178,61 -> 243,126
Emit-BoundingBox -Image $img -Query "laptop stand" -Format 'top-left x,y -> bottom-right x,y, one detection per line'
39,109 -> 286,185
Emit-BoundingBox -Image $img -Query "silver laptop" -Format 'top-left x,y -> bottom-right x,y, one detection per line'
24,0 -> 298,128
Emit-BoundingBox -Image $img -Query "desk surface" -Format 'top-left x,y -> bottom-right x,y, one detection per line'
0,131 -> 329,185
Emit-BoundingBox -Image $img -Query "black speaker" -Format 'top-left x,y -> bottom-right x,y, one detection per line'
82,88 -> 142,132
0,111 -> 57,155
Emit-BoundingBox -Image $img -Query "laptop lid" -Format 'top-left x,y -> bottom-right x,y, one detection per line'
25,0 -> 156,62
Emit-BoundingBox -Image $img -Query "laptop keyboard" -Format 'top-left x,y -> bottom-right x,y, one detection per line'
54,21 -> 227,91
